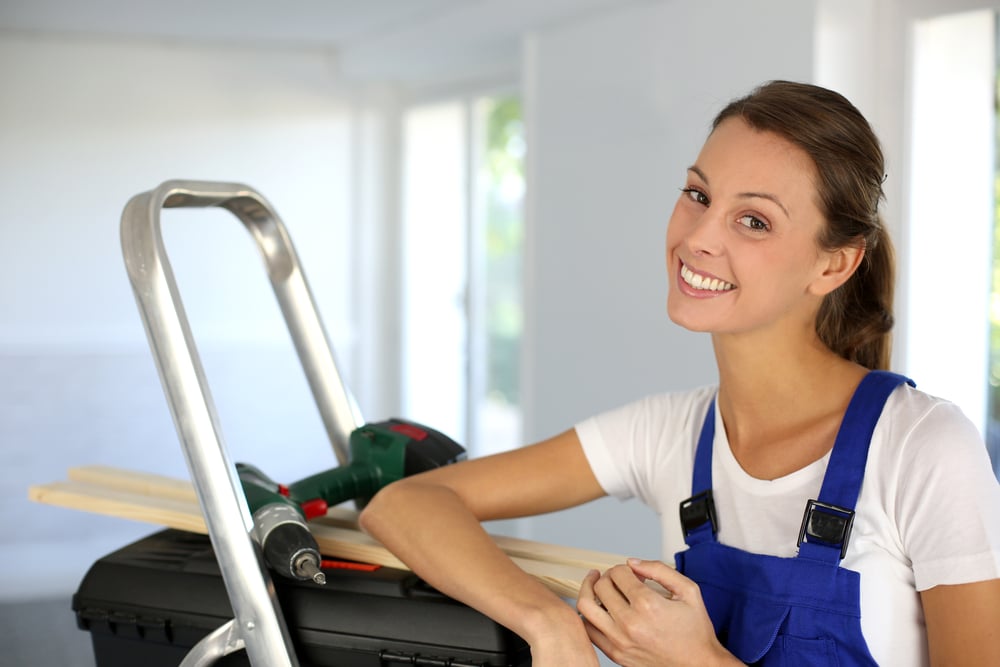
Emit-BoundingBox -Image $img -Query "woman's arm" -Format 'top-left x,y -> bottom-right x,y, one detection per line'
921,578 -> 1000,666
358,428 -> 608,665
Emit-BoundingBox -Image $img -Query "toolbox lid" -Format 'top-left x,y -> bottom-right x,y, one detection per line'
73,529 -> 530,666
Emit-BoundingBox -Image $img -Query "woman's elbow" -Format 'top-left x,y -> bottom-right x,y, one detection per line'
358,479 -> 403,535
359,477 -> 431,535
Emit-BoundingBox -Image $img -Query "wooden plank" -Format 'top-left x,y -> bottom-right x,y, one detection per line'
67,466 -> 629,572
28,480 -> 206,533
306,522 -> 587,599
318,507 -> 626,571
28,475 -> 587,598
68,465 -> 198,503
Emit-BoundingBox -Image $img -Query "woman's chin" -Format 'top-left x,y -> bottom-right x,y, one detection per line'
666,305 -> 712,333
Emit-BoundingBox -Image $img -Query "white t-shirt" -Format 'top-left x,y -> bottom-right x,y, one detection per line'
575,383 -> 1000,667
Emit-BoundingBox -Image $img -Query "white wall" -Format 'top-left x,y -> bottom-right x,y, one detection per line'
515,0 -> 816,556
0,33 -> 360,599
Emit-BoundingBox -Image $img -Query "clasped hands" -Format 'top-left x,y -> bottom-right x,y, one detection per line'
576,558 -> 740,667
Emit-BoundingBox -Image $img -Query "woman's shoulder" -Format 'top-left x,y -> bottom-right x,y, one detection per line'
882,382 -> 983,444
873,381 -> 992,483
872,382 -> 1000,589
575,385 -> 717,460
575,385 -> 717,504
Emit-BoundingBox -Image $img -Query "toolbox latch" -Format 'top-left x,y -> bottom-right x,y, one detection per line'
135,614 -> 170,643
380,650 -> 489,666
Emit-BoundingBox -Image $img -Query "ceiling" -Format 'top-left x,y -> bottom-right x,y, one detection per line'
0,0 -> 653,87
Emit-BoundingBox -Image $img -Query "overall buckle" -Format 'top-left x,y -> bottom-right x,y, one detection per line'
680,490 -> 718,537
797,499 -> 855,559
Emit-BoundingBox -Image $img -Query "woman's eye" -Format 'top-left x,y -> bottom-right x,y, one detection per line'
681,187 -> 709,206
737,214 -> 770,232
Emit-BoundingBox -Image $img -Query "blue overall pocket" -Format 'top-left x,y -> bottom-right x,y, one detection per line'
773,635 -> 840,667
699,586 -> 791,664
691,561 -> 866,666
703,591 -> 844,666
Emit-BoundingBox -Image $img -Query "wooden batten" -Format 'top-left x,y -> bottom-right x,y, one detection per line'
29,465 -> 632,599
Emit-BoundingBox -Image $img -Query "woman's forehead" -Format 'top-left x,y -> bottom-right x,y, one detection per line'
695,119 -> 819,194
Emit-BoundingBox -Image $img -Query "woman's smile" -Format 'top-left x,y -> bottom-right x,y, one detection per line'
679,260 -> 737,294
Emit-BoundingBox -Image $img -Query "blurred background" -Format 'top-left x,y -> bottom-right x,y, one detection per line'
0,0 -> 996,664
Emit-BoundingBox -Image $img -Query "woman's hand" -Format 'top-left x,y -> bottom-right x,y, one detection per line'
510,599 -> 602,667
577,558 -> 741,667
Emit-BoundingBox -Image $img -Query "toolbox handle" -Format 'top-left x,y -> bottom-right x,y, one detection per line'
120,180 -> 362,667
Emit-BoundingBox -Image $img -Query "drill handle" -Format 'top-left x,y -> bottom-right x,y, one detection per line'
287,463 -> 379,509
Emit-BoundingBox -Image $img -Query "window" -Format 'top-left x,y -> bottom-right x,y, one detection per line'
908,9 -> 997,479
400,95 -> 525,457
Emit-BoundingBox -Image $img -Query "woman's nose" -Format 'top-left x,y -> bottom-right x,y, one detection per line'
683,210 -> 726,257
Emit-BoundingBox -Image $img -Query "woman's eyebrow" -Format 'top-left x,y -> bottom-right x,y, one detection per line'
686,165 -> 790,217
687,165 -> 708,183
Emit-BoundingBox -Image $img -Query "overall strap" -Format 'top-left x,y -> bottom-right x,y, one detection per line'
797,370 -> 914,562
681,398 -> 718,546
693,398 -> 715,495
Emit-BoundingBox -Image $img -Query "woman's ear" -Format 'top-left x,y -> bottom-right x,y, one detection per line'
809,243 -> 865,296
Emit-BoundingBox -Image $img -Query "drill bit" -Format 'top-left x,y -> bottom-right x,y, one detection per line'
294,552 -> 326,585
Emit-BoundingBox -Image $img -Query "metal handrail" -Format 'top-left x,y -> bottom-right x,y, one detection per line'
120,180 -> 362,666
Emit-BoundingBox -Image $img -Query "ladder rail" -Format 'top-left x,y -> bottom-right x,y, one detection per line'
119,180 -> 361,667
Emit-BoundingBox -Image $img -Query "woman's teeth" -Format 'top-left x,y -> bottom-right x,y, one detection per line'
680,263 -> 735,292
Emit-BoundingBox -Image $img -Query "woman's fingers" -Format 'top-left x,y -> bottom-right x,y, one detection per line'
581,561 -> 672,614
578,560 -> 733,666
577,568 -> 609,615
627,558 -> 694,600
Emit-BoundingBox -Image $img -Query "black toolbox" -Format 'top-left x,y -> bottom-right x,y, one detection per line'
73,529 -> 531,666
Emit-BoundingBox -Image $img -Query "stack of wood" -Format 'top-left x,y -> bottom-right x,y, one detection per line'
29,466 -> 628,599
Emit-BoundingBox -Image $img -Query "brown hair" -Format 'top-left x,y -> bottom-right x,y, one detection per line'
712,80 -> 894,370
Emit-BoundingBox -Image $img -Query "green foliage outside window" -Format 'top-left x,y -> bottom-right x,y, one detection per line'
988,173 -> 1000,478
989,60 -> 1000,477
483,97 -> 524,405
991,174 -> 1000,419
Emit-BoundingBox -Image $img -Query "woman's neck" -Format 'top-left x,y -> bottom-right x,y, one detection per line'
710,329 -> 868,479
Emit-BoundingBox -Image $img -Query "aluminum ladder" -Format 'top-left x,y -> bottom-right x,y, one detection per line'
120,180 -> 362,666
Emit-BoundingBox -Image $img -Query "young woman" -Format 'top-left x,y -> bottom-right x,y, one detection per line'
360,81 -> 1000,666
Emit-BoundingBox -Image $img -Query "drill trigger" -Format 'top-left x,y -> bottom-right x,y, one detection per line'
299,498 -> 328,520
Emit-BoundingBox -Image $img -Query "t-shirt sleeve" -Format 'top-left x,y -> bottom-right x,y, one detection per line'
894,400 -> 1000,590
575,414 -> 631,499
574,388 -> 711,511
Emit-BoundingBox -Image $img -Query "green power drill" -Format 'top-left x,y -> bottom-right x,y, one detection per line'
238,419 -> 465,584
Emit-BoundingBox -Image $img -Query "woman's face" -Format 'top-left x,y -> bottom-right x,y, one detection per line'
666,117 -> 835,338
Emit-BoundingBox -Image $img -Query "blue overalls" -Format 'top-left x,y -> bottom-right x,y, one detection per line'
675,371 -> 914,666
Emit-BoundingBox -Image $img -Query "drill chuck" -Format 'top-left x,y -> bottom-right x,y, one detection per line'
251,502 -> 325,584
